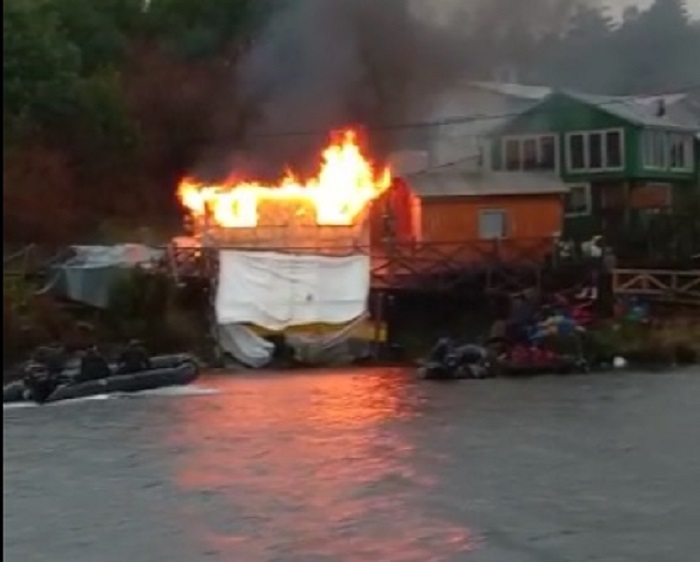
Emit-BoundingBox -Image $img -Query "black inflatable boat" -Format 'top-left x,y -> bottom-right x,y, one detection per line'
417,339 -> 493,381
3,354 -> 199,404
418,361 -> 492,380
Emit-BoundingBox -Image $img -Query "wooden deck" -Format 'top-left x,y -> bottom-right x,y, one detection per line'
167,237 -> 554,292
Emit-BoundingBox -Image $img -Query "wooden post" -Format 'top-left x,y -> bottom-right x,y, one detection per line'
207,246 -> 224,366
373,290 -> 386,360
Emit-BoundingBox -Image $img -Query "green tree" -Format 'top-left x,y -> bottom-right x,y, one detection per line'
613,0 -> 700,93
3,0 -> 82,141
143,0 -> 264,58
533,5 -> 616,93
529,0 -> 700,94
43,0 -> 138,73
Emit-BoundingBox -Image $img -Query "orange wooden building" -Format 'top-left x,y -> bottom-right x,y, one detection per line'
370,167 -> 567,272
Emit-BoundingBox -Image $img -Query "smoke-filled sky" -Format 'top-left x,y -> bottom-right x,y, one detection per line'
236,0 -> 469,173
215,0 -> 699,177
615,0 -> 700,17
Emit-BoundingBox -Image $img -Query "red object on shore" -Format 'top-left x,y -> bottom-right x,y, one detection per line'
510,345 -> 558,365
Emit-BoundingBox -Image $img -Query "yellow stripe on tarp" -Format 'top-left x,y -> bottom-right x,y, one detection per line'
246,319 -> 387,342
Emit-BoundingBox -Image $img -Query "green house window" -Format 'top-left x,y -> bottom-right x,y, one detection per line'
569,135 -> 586,170
566,129 -> 625,173
642,130 -> 694,171
501,134 -> 558,172
606,131 -> 623,168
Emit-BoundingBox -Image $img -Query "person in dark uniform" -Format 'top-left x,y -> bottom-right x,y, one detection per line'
117,339 -> 152,374
428,337 -> 455,364
76,345 -> 112,383
33,344 -> 68,382
34,345 -> 59,373
22,363 -> 61,404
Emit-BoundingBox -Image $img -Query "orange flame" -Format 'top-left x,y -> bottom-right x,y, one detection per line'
177,128 -> 392,228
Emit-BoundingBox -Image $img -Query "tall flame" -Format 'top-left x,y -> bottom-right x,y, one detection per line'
177,129 -> 392,229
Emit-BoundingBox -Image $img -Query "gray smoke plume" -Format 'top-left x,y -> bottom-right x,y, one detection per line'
233,0 -> 470,175
205,0 -> 597,177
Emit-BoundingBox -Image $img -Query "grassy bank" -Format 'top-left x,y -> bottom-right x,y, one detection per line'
587,319 -> 700,368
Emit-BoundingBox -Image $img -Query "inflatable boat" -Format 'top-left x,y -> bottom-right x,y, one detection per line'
3,354 -> 199,404
417,361 -> 491,380
417,340 -> 493,381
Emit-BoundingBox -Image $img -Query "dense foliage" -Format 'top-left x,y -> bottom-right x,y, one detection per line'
3,0 -> 263,243
3,0 -> 699,243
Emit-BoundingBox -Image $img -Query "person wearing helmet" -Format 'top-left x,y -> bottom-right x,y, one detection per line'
117,339 -> 152,374
76,345 -> 112,383
33,343 -> 67,380
22,363 -> 61,404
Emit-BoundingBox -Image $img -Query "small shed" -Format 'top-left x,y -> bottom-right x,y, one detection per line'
371,167 -> 567,264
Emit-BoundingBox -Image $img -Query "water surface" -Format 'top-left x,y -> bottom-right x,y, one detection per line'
4,368 -> 700,561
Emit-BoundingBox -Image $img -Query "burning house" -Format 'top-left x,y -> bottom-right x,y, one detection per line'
176,129 -> 392,367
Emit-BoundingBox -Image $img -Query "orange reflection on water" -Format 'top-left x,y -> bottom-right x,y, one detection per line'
170,369 -> 473,561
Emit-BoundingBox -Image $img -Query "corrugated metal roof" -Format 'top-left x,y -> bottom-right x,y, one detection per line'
405,169 -> 568,199
565,91 -> 700,132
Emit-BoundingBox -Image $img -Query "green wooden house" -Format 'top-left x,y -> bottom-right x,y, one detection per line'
488,91 -> 700,257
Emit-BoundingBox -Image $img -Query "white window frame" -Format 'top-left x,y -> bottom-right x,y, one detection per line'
641,130 -> 694,172
641,129 -> 666,170
501,133 -> 559,174
478,209 -> 508,240
669,133 -> 693,172
565,128 -> 625,173
564,183 -> 592,218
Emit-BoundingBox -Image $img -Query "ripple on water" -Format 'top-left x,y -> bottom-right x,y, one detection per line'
5,368 -> 700,561
169,369 -> 473,560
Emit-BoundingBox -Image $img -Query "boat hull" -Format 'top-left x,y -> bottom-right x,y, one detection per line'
3,354 -> 199,404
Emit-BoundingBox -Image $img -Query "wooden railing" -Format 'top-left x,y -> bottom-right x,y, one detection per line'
165,237 -> 556,290
612,268 -> 700,305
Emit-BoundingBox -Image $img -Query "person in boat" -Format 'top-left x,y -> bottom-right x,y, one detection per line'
421,337 -> 456,379
427,337 -> 456,364
75,345 -> 112,383
22,363 -> 62,404
450,343 -> 491,376
449,344 -> 487,366
117,339 -> 152,374
428,337 -> 459,367
505,293 -> 538,346
34,344 -> 67,381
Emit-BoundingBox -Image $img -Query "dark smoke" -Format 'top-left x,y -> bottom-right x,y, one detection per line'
199,0 -> 598,178
232,0 -> 470,175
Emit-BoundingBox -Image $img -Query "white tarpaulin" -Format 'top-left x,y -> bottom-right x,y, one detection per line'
215,250 -> 370,331
216,315 -> 371,369
285,313 -> 372,365
216,323 -> 276,368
